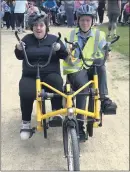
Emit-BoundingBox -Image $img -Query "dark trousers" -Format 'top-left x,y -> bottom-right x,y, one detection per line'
65,8 -> 74,27
57,13 -> 66,24
108,13 -> 119,31
15,13 -> 24,28
51,11 -> 56,24
3,12 -> 11,29
19,73 -> 63,121
124,11 -> 130,22
118,3 -> 126,22
10,12 -> 15,29
68,66 -> 108,122
98,8 -> 105,23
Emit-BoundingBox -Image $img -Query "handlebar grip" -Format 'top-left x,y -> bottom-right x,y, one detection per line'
64,38 -> 67,43
64,38 -> 73,45
111,35 -> 120,44
15,31 -> 20,42
58,32 -> 61,38
56,32 -> 61,42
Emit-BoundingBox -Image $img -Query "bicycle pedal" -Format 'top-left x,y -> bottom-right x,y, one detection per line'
29,127 -> 36,138
98,123 -> 102,127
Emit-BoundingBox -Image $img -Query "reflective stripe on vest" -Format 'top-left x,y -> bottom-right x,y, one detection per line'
65,58 -> 81,66
63,65 -> 83,75
70,29 -> 75,42
93,29 -> 100,57
66,29 -> 100,66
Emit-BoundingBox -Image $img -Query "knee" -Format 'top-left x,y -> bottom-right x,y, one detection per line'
46,74 -> 63,91
19,77 -> 36,100
53,79 -> 63,91
97,65 -> 106,75
99,64 -> 106,71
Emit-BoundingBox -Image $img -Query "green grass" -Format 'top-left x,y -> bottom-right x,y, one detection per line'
97,24 -> 129,57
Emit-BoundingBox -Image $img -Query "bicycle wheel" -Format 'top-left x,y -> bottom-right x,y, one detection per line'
66,127 -> 80,171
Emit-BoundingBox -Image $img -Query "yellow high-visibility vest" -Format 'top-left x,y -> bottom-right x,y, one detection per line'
63,28 -> 106,75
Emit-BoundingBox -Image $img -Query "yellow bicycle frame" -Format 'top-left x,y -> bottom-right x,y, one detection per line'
36,73 -> 100,131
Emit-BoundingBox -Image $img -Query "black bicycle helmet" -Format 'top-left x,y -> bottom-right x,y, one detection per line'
28,12 -> 49,32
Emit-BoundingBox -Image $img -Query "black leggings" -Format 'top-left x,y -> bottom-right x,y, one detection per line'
10,12 -> 15,30
51,11 -> 56,24
19,73 -> 63,121
98,8 -> 105,24
108,13 -> 119,31
15,13 -> 24,28
3,12 -> 11,29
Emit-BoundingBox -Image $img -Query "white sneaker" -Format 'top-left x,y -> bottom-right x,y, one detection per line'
22,29 -> 26,33
20,121 -> 31,140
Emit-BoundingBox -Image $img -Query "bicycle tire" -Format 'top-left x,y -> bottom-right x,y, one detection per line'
43,119 -> 47,138
66,127 -> 80,171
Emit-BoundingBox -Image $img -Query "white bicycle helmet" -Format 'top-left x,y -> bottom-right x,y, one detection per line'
77,4 -> 96,19
76,4 -> 96,32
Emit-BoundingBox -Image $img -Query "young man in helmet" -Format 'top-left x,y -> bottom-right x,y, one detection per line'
63,4 -> 117,142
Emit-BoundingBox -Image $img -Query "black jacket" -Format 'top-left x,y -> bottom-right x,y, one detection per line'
15,33 -> 68,77
98,1 -> 106,9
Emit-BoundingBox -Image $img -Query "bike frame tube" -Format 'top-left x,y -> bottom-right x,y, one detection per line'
72,80 -> 94,97
93,74 -> 100,119
41,109 -> 67,120
36,78 -> 42,122
75,108 -> 95,118
41,108 -> 95,120
36,101 -> 42,122
66,95 -> 73,108
41,82 -> 67,98
36,79 -> 42,101
36,75 -> 99,131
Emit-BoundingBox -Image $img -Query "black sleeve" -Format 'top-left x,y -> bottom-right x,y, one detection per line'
14,35 -> 29,60
56,39 -> 68,60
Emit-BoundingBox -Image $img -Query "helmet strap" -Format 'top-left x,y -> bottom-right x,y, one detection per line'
80,28 -> 91,33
